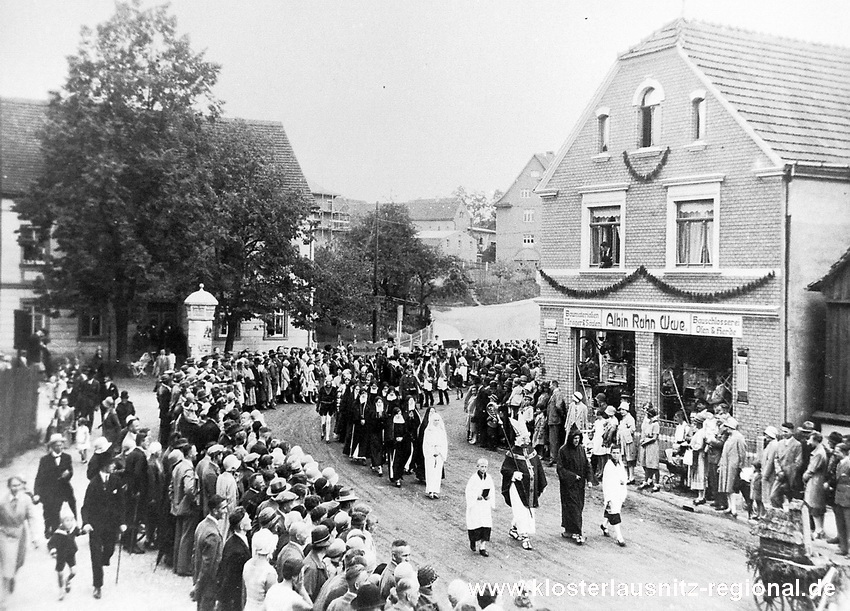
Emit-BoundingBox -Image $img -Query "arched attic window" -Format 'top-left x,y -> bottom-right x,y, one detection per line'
632,79 -> 665,148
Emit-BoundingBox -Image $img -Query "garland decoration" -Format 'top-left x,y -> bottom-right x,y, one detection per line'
539,266 -> 775,303
623,147 -> 670,182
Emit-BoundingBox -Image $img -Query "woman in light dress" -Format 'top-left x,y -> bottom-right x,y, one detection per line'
242,528 -> 279,611
0,475 -> 38,609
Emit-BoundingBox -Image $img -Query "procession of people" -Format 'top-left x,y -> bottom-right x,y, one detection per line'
5,336 -> 850,610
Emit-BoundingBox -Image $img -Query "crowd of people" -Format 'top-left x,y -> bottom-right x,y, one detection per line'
6,336 -> 850,609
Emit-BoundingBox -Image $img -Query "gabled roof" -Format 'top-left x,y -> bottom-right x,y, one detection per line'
808,246 -> 850,292
495,152 -> 555,208
0,98 -> 309,198
402,197 -> 464,221
624,19 -> 850,166
0,98 -> 47,196
306,178 -> 341,198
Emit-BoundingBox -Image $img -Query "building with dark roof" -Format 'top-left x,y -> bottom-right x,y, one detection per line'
494,152 -> 554,266
0,97 -> 313,359
534,19 -> 850,439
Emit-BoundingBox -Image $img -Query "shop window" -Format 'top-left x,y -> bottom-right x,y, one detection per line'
676,200 -> 714,266
79,311 -> 104,339
19,225 -> 49,265
523,209 -> 534,223
266,311 -> 288,339
576,329 -> 635,401
589,206 -> 621,268
660,335 -> 732,421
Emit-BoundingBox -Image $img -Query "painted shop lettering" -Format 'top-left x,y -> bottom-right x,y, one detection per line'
659,315 -> 687,331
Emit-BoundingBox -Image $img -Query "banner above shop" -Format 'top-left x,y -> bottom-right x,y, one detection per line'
563,307 -> 743,338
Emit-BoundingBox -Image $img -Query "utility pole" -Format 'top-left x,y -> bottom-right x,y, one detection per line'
372,201 -> 379,342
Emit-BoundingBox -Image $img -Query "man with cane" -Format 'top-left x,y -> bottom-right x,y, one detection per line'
81,457 -> 126,599
500,417 -> 547,551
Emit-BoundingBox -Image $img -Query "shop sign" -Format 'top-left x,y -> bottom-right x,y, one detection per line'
562,307 -> 742,338
545,330 -> 559,345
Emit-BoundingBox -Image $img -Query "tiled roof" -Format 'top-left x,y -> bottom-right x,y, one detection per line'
496,152 -> 555,208
621,19 -> 850,166
808,245 -> 850,292
0,99 -> 309,198
402,197 -> 463,221
306,178 -> 341,198
0,98 -> 47,196
217,117 -> 309,196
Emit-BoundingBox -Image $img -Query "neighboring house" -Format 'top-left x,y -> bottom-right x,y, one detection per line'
307,179 -> 351,245
535,20 -> 850,441
418,229 -> 479,262
494,152 -> 554,266
0,97 -> 312,361
467,226 -> 496,257
403,197 -> 471,233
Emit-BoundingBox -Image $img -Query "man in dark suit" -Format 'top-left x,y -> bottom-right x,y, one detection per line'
193,494 -> 227,611
81,457 -> 126,599
122,430 -> 149,553
216,507 -> 251,611
33,434 -> 76,538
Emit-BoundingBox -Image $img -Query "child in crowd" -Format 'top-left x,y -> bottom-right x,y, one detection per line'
74,416 -> 91,463
748,461 -> 764,519
532,406 -> 547,459
47,504 -> 82,600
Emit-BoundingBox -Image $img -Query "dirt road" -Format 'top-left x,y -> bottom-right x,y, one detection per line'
431,299 -> 539,341
4,379 -> 759,610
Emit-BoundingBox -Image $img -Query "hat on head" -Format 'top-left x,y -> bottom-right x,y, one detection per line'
336,487 -> 359,503
352,583 -> 383,611
48,433 -> 64,446
93,437 -> 110,455
257,507 -> 280,529
223,455 -> 241,471
417,565 -> 438,587
275,490 -> 298,503
311,525 -> 331,548
319,500 -> 340,514
267,477 -> 289,496
764,426 -> 778,440
800,421 -> 815,433
126,414 -> 139,425
325,539 -> 346,559
595,393 -> 607,403
252,528 -> 278,555
724,417 -> 739,430
605,405 -> 616,416
572,391 -> 583,402
207,444 -> 224,455
244,452 -> 260,464
321,467 -> 339,486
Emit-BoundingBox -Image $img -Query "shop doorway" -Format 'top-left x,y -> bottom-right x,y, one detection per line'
660,335 -> 732,420
575,329 -> 635,410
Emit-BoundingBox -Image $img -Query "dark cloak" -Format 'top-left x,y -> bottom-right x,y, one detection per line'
557,425 -> 591,534
500,446 -> 547,508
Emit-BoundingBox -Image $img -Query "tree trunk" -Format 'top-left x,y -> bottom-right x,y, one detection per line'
224,311 -> 241,353
114,303 -> 131,365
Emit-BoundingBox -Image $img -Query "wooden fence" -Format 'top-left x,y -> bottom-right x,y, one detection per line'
0,367 -> 40,463
398,323 -> 436,351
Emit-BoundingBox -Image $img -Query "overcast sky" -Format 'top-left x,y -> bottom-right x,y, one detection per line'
2,0 -> 848,202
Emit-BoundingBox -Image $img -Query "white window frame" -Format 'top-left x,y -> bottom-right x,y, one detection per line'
79,311 -> 104,340
523,234 -> 535,246
20,301 -> 49,335
523,209 -> 534,223
19,224 -> 49,266
632,78 -> 665,150
581,189 -> 626,270
265,310 -> 289,339
665,181 -> 721,270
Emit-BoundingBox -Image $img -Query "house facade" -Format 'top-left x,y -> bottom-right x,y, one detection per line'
0,98 -> 312,363
307,179 -> 351,245
494,152 -> 554,266
404,197 -> 471,233
535,20 -> 850,442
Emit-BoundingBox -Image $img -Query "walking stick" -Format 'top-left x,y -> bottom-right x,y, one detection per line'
115,530 -> 123,584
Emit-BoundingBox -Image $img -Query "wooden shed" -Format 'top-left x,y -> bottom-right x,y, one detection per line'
809,247 -> 850,421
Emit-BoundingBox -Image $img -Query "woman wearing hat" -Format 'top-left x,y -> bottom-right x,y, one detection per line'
0,475 -> 38,606
242,528 -> 279,611
638,404 -> 661,492
717,417 -> 747,517
688,415 -> 708,505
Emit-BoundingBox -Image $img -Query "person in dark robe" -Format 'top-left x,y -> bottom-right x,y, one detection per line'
557,424 -> 591,544
500,419 -> 547,551
413,404 -> 434,483
385,405 -> 412,487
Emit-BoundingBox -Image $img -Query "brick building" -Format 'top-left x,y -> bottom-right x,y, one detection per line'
535,20 -> 850,442
0,97 -> 312,363
494,152 -> 554,266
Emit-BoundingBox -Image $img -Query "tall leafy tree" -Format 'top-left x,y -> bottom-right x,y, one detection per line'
189,121 -> 314,352
312,242 -> 372,331
16,1 -> 220,360
453,186 -> 502,230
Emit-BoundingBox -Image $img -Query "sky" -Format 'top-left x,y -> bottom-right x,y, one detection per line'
2,0 -> 849,203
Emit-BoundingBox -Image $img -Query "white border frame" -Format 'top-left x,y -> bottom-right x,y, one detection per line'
581,189 -> 627,271
665,180 -> 721,271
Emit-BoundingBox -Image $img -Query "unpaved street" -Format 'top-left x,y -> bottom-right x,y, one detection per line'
4,379 -> 757,610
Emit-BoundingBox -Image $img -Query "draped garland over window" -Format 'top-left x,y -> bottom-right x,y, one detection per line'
623,147 -> 670,182
538,266 -> 775,303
